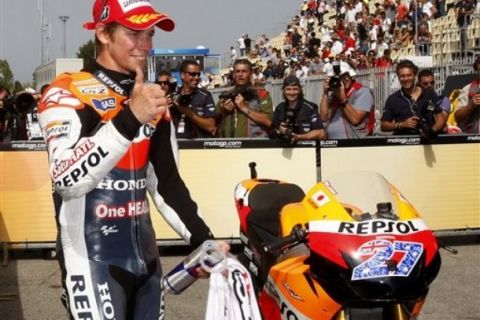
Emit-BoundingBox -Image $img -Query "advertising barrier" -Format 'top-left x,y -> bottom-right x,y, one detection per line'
0,136 -> 478,247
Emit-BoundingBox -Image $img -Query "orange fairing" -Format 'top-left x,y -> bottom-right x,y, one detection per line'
267,256 -> 342,319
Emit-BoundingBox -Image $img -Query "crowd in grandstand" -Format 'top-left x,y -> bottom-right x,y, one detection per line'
222,0 -> 479,85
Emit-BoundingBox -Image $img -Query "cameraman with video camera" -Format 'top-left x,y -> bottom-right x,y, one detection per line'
271,76 -> 326,144
381,60 -> 444,138
320,61 -> 375,139
171,60 -> 217,139
216,59 -> 273,138
0,85 -> 39,142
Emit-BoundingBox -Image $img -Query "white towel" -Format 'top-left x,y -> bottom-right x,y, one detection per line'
205,257 -> 262,320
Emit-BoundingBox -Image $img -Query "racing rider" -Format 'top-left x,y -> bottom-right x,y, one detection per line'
38,0 -> 219,319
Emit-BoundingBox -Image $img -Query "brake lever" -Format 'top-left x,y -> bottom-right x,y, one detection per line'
264,224 -> 308,254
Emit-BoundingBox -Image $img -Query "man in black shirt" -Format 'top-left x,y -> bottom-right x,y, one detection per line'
172,59 -> 217,139
381,60 -> 444,136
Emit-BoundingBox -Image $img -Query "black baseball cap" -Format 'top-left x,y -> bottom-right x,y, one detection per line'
283,75 -> 301,88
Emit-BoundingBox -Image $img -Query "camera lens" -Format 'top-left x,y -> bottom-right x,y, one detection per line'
329,76 -> 341,89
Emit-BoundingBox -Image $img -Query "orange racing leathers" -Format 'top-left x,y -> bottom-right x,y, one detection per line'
38,62 -> 213,319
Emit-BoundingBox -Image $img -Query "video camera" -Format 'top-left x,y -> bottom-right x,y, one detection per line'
3,92 -> 37,115
218,86 -> 258,102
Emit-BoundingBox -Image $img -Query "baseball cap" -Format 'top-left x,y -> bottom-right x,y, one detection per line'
83,0 -> 175,31
283,75 -> 301,88
327,61 -> 357,77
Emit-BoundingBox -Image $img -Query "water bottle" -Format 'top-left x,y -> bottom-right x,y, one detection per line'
162,240 -> 224,295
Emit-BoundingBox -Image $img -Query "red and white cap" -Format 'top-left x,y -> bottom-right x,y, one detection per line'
83,0 -> 175,31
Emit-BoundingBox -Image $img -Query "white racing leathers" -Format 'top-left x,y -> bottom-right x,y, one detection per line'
38,62 -> 213,320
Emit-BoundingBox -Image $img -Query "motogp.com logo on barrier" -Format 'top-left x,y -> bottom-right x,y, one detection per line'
10,142 -> 46,151
203,140 -> 242,148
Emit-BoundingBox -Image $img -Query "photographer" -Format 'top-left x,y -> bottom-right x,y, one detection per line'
216,59 -> 273,138
381,60 -> 444,137
320,61 -> 375,139
0,86 -> 38,142
454,56 -> 480,134
271,76 -> 326,144
171,60 -> 216,139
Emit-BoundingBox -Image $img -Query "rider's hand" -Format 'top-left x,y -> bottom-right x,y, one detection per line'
195,240 -> 230,279
129,67 -> 170,124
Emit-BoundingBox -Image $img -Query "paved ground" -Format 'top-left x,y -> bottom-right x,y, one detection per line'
0,244 -> 479,320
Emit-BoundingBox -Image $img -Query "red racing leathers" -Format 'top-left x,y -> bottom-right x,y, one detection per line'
38,62 -> 213,319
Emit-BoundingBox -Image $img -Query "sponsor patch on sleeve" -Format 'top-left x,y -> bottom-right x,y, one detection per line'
46,120 -> 72,142
91,98 -> 116,111
42,88 -> 81,108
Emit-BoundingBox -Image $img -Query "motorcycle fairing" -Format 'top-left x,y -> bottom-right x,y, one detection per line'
260,256 -> 343,320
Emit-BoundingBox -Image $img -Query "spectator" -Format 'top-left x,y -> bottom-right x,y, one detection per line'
274,60 -> 288,79
216,59 -> 273,138
155,70 -> 176,96
172,60 -> 217,139
416,22 -> 432,55
263,60 -> 276,80
331,33 -> 344,56
381,60 -> 444,136
238,35 -> 246,56
454,57 -> 480,134
395,0 -> 409,27
436,0 -> 447,17
271,75 -> 326,144
375,49 -> 393,67
230,46 -> 238,65
252,64 -> 266,87
309,54 -> 325,75
37,0 -> 226,318
244,34 -> 252,55
283,30 -> 293,58
291,28 -> 303,52
455,0 -> 476,54
320,63 -> 375,139
418,69 -> 450,132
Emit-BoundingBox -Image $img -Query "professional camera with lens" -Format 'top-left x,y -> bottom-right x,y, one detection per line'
415,99 -> 438,141
176,93 -> 192,106
328,61 -> 342,90
218,86 -> 258,102
4,92 -> 37,115
278,108 -> 297,145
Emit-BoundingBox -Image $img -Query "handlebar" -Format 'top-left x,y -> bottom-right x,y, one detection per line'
264,224 -> 308,254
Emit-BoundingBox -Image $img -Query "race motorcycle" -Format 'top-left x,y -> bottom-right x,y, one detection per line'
234,163 -> 441,320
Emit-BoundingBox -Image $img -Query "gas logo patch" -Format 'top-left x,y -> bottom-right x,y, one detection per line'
92,98 -> 116,111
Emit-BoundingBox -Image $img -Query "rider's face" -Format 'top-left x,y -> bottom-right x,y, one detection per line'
98,24 -> 154,74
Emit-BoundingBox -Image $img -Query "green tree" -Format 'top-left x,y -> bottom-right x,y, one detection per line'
13,81 -> 23,94
76,39 -> 96,68
0,59 -> 14,92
